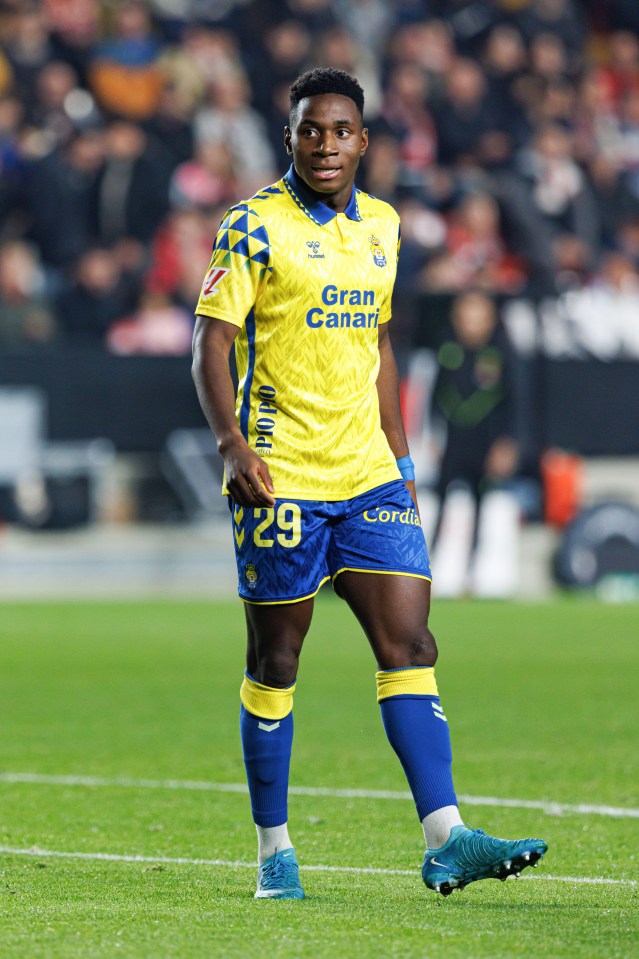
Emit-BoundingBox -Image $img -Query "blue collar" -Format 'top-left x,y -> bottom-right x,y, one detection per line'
283,164 -> 361,226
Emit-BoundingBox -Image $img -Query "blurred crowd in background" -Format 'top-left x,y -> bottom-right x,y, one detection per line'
1,0 -> 639,355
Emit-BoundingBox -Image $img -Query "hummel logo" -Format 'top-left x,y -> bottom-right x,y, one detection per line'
306,240 -> 325,259
258,721 -> 280,732
431,703 -> 447,722
430,858 -> 447,867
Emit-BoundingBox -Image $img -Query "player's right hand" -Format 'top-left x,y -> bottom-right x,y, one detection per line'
221,436 -> 276,507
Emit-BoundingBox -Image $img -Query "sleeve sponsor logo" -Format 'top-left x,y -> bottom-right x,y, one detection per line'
201,266 -> 230,297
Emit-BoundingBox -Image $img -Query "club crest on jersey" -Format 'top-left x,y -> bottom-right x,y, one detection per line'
201,265 -> 230,296
306,240 -> 325,259
245,563 -> 258,589
368,235 -> 386,267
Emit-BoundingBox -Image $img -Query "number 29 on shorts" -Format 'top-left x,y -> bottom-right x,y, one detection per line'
253,503 -> 302,548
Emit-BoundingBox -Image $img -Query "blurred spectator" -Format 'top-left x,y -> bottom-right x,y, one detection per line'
169,141 -> 236,212
333,0 -> 390,58
591,251 -> 639,297
381,63 -> 437,177
387,194 -> 447,347
514,123 -> 599,278
241,16 -> 310,158
530,77 -> 576,130
88,0 -> 163,120
615,216 -> 639,267
28,60 -> 80,147
513,0 -> 585,57
395,196 -> 447,292
195,69 -> 276,196
251,18 -> 312,144
482,24 -> 526,101
55,247 -> 127,344
96,120 -> 169,245
481,24 -> 528,147
587,155 -> 639,250
597,31 -> 639,112
112,235 -> 149,312
434,57 -> 512,168
261,18 -> 311,84
529,33 -> 571,83
146,208 -> 216,308
180,26 -> 239,87
560,252 -> 639,359
4,6 -> 54,102
107,290 -> 192,355
263,78 -> 297,162
439,0 -> 500,55
361,134 -> 401,204
314,24 -> 381,115
0,240 -> 55,347
423,192 -> 526,294
26,127 -> 105,269
432,290 -> 519,498
387,19 -> 454,98
286,0 -> 336,34
573,68 -> 619,165
45,0 -> 101,84
608,90 -> 639,198
144,76 -> 197,175
552,233 -> 592,291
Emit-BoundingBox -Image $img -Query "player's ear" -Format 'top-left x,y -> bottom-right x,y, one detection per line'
284,126 -> 292,155
360,126 -> 369,157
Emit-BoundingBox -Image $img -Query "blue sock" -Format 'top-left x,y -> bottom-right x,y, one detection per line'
377,668 -> 458,820
240,705 -> 294,827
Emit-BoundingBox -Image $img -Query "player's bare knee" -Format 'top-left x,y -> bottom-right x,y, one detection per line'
251,648 -> 300,688
377,628 -> 437,669
419,627 -> 438,664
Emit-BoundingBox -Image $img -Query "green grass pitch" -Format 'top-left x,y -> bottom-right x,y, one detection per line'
0,596 -> 637,959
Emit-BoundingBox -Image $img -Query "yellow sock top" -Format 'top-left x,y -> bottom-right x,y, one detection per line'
376,667 -> 438,703
240,674 -> 296,720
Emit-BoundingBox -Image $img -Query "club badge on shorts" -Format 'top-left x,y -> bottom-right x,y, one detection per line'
245,563 -> 258,589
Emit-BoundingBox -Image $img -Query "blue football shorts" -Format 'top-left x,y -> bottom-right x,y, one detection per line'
229,480 -> 432,604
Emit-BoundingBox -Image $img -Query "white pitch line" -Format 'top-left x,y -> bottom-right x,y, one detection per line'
0,772 -> 638,820
0,845 -> 636,888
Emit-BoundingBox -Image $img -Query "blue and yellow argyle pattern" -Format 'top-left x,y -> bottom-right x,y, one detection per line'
195,164 -> 402,501
213,205 -> 272,272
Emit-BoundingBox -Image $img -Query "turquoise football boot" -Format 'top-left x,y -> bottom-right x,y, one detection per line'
255,848 -> 305,900
422,825 -> 548,896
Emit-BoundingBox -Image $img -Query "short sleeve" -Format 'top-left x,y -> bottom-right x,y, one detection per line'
377,216 -> 401,326
195,204 -> 272,327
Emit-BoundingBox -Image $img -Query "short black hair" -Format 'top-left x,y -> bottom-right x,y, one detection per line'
289,68 -> 365,121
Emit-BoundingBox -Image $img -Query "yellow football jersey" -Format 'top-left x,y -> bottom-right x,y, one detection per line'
195,164 -> 402,500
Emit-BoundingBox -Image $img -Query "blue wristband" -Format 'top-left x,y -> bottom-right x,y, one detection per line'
396,455 -> 415,482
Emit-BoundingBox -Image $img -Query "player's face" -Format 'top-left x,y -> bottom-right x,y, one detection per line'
285,93 -> 368,212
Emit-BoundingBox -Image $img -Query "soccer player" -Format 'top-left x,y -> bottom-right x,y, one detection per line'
192,68 -> 547,899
